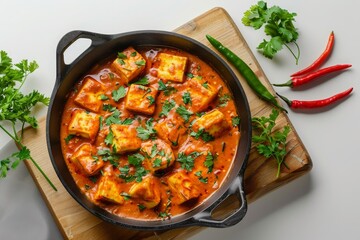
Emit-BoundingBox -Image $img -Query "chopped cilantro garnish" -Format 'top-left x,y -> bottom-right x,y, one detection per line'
112,86 -> 126,102
64,134 -> 75,144
132,76 -> 149,85
232,116 -> 241,127
175,105 -> 193,123
158,80 -> 177,96
159,99 -> 176,117
176,151 -> 201,171
182,91 -> 192,105
147,96 -> 155,106
190,128 -> 214,142
136,118 -> 157,140
204,151 -> 216,173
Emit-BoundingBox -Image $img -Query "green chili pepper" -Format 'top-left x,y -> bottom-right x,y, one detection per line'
206,35 -> 287,113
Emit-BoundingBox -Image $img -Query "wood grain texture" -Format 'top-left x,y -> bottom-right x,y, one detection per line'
21,7 -> 312,240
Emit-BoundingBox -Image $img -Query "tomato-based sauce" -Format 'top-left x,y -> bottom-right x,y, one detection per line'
60,46 -> 240,220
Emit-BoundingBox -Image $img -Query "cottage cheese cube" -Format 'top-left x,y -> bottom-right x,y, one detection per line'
111,47 -> 146,83
70,143 -> 104,176
95,176 -> 124,204
154,118 -> 187,147
128,176 -> 161,208
74,78 -> 104,113
68,109 -> 100,140
125,84 -> 158,115
156,53 -> 187,83
110,124 -> 142,154
186,78 -> 218,113
191,109 -> 230,138
168,171 -> 200,205
140,139 -> 175,173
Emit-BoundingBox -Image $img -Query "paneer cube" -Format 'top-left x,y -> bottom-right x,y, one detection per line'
154,118 -> 187,147
111,47 -> 146,83
191,109 -> 230,138
68,109 -> 100,140
125,84 -> 158,115
74,78 -> 104,113
111,124 -> 141,153
168,171 -> 200,205
70,143 -> 104,176
186,78 -> 218,113
156,53 -> 187,83
140,139 -> 175,173
128,176 -> 161,208
95,176 -> 124,204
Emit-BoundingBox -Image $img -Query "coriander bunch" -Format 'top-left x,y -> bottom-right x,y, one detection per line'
0,50 -> 56,190
252,109 -> 290,177
242,1 -> 300,64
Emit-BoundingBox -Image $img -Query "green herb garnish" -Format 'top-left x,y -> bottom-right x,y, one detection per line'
182,91 -> 191,105
175,105 -> 193,123
112,86 -> 126,102
252,109 -> 290,177
176,151 -> 201,171
242,1 -> 300,64
136,118 -> 157,140
0,51 -> 56,190
190,128 -> 214,142
159,99 -> 176,117
132,76 -> 149,85
232,116 -> 241,127
158,80 -> 177,96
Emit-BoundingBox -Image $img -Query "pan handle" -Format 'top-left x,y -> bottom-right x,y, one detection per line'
186,174 -> 247,228
55,30 -> 111,85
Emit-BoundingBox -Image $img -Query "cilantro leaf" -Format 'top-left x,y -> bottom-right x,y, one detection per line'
175,105 -> 193,123
136,118 -> 157,140
218,94 -> 232,107
176,151 -> 201,171
204,151 -> 216,173
158,80 -> 177,96
0,51 -> 56,190
105,109 -> 122,125
231,116 -> 241,127
190,128 -> 214,142
112,86 -> 126,102
242,1 -> 300,64
132,76 -> 149,85
182,91 -> 192,105
159,99 -> 176,117
252,109 -> 290,177
128,153 -> 145,167
146,96 -> 155,106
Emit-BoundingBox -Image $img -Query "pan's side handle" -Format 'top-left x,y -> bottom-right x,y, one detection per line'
183,174 -> 247,228
55,30 -> 111,85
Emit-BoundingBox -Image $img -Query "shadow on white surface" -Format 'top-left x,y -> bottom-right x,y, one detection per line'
0,141 -> 62,240
191,173 -> 314,239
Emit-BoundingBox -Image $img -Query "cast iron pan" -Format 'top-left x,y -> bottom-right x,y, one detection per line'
46,30 -> 252,230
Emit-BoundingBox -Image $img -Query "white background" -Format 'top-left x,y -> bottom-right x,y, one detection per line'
1,0 -> 359,239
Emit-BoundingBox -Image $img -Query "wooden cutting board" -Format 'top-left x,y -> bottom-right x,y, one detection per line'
21,7 -> 312,240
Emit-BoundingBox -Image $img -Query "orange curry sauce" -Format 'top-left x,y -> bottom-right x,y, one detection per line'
60,46 -> 240,220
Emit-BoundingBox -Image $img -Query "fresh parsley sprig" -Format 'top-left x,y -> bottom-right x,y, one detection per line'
242,1 -> 300,64
252,109 -> 290,178
0,51 -> 56,190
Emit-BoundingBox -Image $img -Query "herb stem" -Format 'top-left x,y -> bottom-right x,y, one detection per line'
284,42 -> 300,65
0,124 -> 18,142
28,153 -> 58,191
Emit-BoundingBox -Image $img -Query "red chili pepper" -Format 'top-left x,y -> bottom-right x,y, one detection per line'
291,31 -> 335,77
274,64 -> 352,87
276,87 -> 353,109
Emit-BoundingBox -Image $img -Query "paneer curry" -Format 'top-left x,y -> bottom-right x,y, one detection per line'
60,46 -> 241,220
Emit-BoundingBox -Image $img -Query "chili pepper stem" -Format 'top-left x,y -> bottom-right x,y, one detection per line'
276,93 -> 292,107
273,80 -> 293,87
